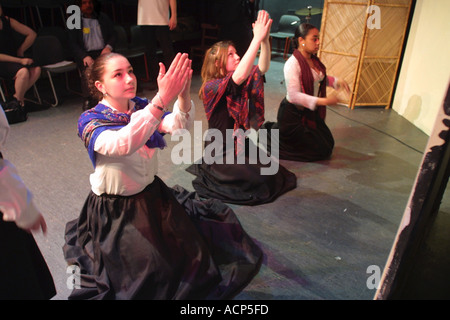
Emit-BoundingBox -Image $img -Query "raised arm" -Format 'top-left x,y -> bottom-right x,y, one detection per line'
232,10 -> 272,84
258,13 -> 272,74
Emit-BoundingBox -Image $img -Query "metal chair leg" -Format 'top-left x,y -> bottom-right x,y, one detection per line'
46,71 -> 59,107
24,84 -> 42,106
0,82 -> 6,102
65,72 -> 82,96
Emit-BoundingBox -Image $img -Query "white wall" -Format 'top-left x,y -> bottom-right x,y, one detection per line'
392,0 -> 450,136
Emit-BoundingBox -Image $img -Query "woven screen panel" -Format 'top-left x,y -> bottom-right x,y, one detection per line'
319,0 -> 413,108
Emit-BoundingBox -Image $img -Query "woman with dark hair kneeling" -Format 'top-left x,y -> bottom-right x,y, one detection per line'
63,52 -> 262,300
263,23 -> 350,162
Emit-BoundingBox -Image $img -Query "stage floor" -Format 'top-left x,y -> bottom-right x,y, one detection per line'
4,55 -> 446,300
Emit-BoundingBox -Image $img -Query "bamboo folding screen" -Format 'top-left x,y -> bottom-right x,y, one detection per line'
318,0 -> 413,109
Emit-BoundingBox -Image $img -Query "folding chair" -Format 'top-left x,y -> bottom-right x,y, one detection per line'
270,15 -> 301,60
33,35 -> 81,107
0,76 -> 41,105
190,23 -> 220,63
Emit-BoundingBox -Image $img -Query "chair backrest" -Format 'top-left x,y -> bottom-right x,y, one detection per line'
114,25 -> 129,52
200,23 -> 220,47
26,0 -> 67,28
37,26 -> 73,60
129,25 -> 145,50
277,15 -> 301,34
32,35 -> 65,66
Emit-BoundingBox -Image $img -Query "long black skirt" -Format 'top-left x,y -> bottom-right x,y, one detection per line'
63,176 -> 263,300
186,140 -> 297,206
0,216 -> 56,300
262,98 -> 335,162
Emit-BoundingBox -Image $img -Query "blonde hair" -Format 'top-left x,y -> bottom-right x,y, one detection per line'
198,41 -> 234,99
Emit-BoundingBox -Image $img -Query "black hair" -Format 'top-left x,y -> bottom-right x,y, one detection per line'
293,23 -> 318,49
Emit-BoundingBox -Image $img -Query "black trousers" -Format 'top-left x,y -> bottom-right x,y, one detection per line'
139,25 -> 175,83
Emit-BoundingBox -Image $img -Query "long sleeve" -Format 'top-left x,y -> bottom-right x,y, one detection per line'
0,159 -> 40,229
94,102 -> 161,156
94,99 -> 195,156
0,108 -> 40,229
327,75 -> 338,89
284,56 -> 319,110
284,56 -> 339,110
159,99 -> 195,135
89,99 -> 195,196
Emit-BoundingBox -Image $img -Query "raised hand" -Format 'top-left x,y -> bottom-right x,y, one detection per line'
179,60 -> 192,100
337,79 -> 351,94
156,53 -> 191,106
252,10 -> 272,44
178,60 -> 193,113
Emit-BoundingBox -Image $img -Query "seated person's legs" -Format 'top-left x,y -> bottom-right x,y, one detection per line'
0,64 -> 40,107
13,66 -> 41,106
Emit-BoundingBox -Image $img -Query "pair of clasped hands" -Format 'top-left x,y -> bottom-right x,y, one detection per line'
155,52 -> 193,112
156,9 -> 273,109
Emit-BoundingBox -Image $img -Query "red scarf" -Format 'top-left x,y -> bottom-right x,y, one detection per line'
293,49 -> 327,126
203,66 -> 265,131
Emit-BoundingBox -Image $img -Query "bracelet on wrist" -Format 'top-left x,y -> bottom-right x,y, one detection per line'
156,92 -> 165,110
152,103 -> 165,112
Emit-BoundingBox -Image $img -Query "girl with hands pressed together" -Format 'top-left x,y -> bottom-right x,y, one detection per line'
187,10 -> 297,206
63,52 -> 263,300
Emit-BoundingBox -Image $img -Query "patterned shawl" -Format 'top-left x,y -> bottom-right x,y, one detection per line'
78,96 -> 168,168
293,49 -> 327,128
203,65 -> 265,130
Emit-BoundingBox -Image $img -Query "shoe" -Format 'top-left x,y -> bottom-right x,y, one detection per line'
6,96 -> 23,106
2,97 -> 28,124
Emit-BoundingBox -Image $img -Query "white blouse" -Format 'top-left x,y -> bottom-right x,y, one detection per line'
90,98 -> 194,196
284,55 -> 338,111
0,109 -> 40,229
